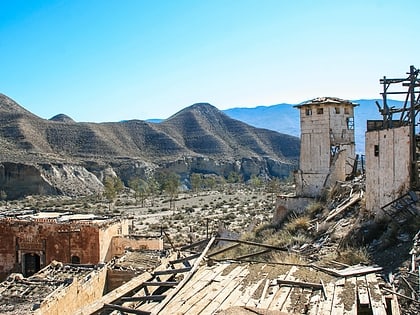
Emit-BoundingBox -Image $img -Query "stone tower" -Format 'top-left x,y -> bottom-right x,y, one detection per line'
294,97 -> 358,197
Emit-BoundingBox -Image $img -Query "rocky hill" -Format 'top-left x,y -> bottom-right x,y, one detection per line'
0,94 -> 299,199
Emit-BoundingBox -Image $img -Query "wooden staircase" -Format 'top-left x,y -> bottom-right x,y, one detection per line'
381,191 -> 419,224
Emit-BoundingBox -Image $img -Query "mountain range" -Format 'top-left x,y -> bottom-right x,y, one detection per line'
0,94 -> 299,199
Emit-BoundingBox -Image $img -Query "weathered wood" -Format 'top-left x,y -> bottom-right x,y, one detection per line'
153,236 -> 216,314
142,281 -> 179,287
276,279 -> 323,290
120,295 -> 166,302
330,281 -> 345,315
317,281 -> 335,314
207,243 -> 241,257
169,253 -> 201,264
326,193 -> 361,222
103,303 -> 151,315
215,237 -> 288,252
187,265 -> 248,314
180,238 -> 210,251
365,273 -> 387,315
316,264 -> 383,277
382,287 -> 420,304
152,267 -> 192,276
267,266 -> 297,310
343,277 -> 357,315
75,271 -> 152,315
233,249 -> 272,260
357,276 -> 370,306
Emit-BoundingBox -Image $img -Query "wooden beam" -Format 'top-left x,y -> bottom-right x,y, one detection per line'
169,253 -> 201,264
153,267 -> 191,276
215,237 -> 288,252
103,303 -> 151,315
180,238 -> 210,251
232,249 -> 271,260
75,272 -> 152,315
152,236 -> 216,314
142,281 -> 179,287
207,243 -> 241,257
120,295 -> 166,302
276,279 -> 323,290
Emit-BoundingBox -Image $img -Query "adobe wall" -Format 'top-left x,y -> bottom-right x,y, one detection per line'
365,125 -> 411,213
107,236 -> 164,261
0,219 -> 100,279
98,219 -> 131,262
36,265 -> 107,315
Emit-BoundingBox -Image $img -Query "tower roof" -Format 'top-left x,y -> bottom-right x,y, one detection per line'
294,97 -> 358,108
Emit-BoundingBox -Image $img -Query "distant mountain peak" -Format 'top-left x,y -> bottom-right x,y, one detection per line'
49,113 -> 75,123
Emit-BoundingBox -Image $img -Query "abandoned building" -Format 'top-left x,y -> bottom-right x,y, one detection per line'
294,96 -> 358,198
365,65 -> 420,217
0,211 -> 133,280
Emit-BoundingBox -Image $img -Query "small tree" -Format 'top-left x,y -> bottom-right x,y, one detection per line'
128,177 -> 149,207
103,176 -> 124,211
163,172 -> 180,210
190,173 -> 202,192
266,178 -> 281,204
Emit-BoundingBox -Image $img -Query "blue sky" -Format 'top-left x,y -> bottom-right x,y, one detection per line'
0,0 -> 418,122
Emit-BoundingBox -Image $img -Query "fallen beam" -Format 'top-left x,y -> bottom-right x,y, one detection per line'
153,267 -> 192,276
120,295 -> 167,302
169,253 -> 201,264
103,303 -> 151,315
275,279 -> 323,290
215,237 -> 288,252
142,281 -> 179,287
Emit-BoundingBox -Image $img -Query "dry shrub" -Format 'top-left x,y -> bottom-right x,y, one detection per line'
334,246 -> 371,265
306,202 -> 323,216
285,215 -> 311,233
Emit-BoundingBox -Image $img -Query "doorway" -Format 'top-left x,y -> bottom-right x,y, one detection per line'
23,253 -> 40,277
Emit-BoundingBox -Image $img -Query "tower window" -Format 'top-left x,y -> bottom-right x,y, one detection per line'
374,145 -> 379,156
305,108 -> 312,116
317,108 -> 324,114
335,107 -> 340,114
344,107 -> 350,114
346,117 -> 354,129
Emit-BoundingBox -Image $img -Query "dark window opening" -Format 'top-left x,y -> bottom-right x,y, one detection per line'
347,117 -> 354,129
374,145 -> 379,156
305,108 -> 312,116
317,108 -> 324,114
71,255 -> 81,264
335,107 -> 340,114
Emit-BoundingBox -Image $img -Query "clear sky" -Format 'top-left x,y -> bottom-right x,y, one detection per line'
0,0 -> 418,122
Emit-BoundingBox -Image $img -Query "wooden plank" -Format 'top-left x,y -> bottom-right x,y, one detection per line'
257,281 -> 279,310
343,277 -> 357,315
180,238 -> 210,251
275,279 -> 323,290
317,281 -> 335,314
307,292 -> 322,315
294,287 -> 314,314
180,267 -> 244,314
75,271 -> 152,315
192,266 -> 249,314
330,280 -> 345,315
269,266 -> 297,311
366,273 -> 387,315
267,266 -> 297,310
357,276 -> 370,306
279,271 -> 301,313
152,236 -> 216,314
162,263 -> 228,312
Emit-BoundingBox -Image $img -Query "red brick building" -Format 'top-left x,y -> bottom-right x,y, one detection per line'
0,212 -> 130,280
